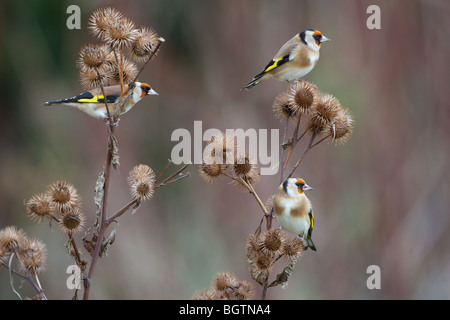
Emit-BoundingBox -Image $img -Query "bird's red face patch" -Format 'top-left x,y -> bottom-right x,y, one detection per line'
313,30 -> 322,46
296,178 -> 306,194
140,83 -> 151,98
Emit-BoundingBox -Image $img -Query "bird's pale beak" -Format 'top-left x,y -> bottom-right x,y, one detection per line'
148,88 -> 158,96
303,183 -> 313,191
321,35 -> 331,42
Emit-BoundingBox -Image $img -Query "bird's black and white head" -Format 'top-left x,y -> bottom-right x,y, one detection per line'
117,81 -> 158,116
282,177 -> 313,196
138,82 -> 158,99
300,29 -> 330,51
127,81 -> 158,103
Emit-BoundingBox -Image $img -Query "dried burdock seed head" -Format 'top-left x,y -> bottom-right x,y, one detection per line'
252,251 -> 274,277
288,80 -> 318,114
59,208 -> 86,235
199,159 -> 224,184
131,27 -> 160,62
262,229 -> 286,256
105,58 -> 138,86
26,193 -> 53,223
282,236 -> 304,260
273,90 -> 297,119
233,153 -> 254,177
89,7 -> 123,40
212,271 -> 240,292
234,280 -> 255,300
0,246 -> 9,266
193,272 -> 255,300
214,272 -> 255,300
192,289 -> 216,300
231,165 -> 260,192
0,226 -> 26,252
128,164 -> 156,202
19,238 -> 47,274
246,233 -> 263,259
46,181 -> 81,214
308,94 -> 342,133
77,44 -> 109,70
306,112 -> 326,134
249,251 -> 274,285
207,132 -> 236,164
103,16 -> 137,49
327,107 -> 354,145
232,153 -> 260,190
79,64 -> 113,90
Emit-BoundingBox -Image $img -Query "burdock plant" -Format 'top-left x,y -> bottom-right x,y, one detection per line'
1,7 -> 189,300
197,80 -> 354,299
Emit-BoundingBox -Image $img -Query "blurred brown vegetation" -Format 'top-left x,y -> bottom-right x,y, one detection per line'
1,0 -> 449,299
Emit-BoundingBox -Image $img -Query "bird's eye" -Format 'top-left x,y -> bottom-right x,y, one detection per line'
295,182 -> 304,188
141,85 -> 150,94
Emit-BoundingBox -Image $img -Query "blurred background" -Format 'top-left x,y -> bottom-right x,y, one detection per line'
1,0 -> 449,299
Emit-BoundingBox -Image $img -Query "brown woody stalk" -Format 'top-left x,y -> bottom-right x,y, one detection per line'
82,124 -> 115,300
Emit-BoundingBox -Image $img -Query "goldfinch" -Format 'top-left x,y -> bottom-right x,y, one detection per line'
243,29 -> 330,90
272,178 -> 317,251
43,81 -> 157,119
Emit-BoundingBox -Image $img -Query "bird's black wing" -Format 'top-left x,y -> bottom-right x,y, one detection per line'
44,91 -> 119,105
243,54 -> 290,90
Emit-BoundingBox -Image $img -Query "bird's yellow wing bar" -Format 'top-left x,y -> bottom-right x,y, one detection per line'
263,54 -> 290,73
78,95 -> 104,103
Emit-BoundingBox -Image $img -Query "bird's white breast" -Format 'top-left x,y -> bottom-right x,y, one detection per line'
275,198 -> 309,236
278,65 -> 315,82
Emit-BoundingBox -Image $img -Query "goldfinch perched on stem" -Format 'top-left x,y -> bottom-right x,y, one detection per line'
272,178 -> 317,251
43,81 -> 157,119
243,29 -> 330,90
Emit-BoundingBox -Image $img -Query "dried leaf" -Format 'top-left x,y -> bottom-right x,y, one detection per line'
82,234 -> 98,257
100,227 -> 117,257
131,201 -> 141,215
93,166 -> 106,230
268,259 -> 297,288
109,134 -> 120,170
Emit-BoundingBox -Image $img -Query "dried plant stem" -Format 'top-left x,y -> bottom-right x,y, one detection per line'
111,47 -> 125,97
281,115 -> 302,172
157,164 -> 190,187
119,48 -> 125,97
223,173 -> 269,218
156,160 -> 173,182
96,70 -> 112,122
310,135 -> 328,149
248,182 -> 269,217
131,39 -> 163,84
287,131 -> 317,179
261,277 -> 269,300
8,254 -> 22,299
107,199 -> 138,223
7,253 -> 48,300
157,172 -> 191,187
83,126 -> 115,300
279,117 -> 290,184
69,236 -> 82,263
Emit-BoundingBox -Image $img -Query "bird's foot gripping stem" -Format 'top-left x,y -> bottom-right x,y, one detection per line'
105,117 -> 120,127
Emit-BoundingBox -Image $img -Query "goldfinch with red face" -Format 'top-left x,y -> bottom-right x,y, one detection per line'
272,178 -> 317,251
243,29 -> 330,90
43,81 -> 157,119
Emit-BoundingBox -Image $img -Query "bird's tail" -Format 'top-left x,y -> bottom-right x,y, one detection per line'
43,96 -> 77,106
303,238 -> 317,251
43,100 -> 62,106
242,73 -> 264,90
